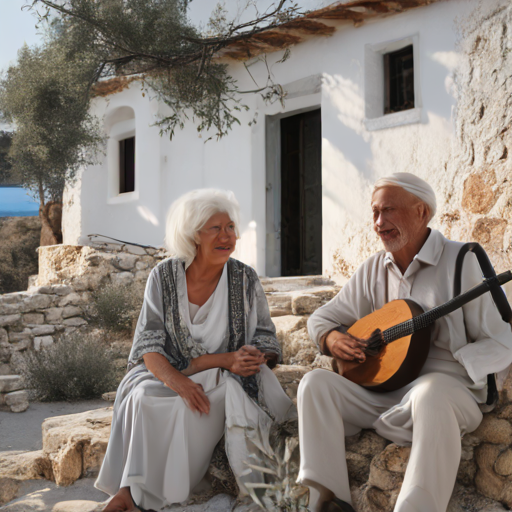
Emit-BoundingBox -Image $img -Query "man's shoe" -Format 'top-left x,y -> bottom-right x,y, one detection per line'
320,497 -> 356,512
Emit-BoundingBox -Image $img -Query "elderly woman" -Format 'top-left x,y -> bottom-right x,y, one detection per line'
95,189 -> 295,512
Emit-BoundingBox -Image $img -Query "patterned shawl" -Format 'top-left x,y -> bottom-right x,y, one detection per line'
129,257 -> 281,401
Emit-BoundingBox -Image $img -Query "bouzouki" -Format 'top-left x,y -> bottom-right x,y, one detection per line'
334,269 -> 512,392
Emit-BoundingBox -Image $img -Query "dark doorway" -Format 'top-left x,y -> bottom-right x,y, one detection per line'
280,109 -> 322,276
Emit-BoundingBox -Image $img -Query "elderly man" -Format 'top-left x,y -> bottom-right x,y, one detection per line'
297,173 -> 512,512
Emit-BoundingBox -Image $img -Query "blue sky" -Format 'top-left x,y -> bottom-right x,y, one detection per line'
0,0 -> 43,129
0,0 -> 43,72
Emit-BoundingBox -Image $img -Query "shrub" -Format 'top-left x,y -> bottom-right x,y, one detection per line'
0,217 -> 40,294
87,281 -> 141,332
18,332 -> 118,401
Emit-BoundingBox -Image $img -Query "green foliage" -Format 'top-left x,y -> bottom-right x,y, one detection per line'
0,30 -> 103,203
26,0 -> 298,140
0,131 -> 15,185
18,332 -> 118,401
88,281 -> 141,332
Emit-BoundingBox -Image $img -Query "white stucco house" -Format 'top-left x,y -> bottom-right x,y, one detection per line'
64,0 -> 512,278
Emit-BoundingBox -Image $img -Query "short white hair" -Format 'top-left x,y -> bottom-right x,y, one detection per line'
164,189 -> 241,266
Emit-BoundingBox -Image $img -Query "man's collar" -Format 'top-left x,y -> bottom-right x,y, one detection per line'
384,229 -> 444,268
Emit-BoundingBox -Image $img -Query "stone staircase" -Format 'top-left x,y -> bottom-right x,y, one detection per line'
261,275 -> 340,317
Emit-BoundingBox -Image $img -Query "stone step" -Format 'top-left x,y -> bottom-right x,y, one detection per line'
267,285 -> 340,317
0,375 -> 24,393
261,275 -> 336,293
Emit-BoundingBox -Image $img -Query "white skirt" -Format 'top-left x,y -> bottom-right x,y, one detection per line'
95,364 -> 295,510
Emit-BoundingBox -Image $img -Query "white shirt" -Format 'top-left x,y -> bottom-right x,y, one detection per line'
308,229 -> 512,401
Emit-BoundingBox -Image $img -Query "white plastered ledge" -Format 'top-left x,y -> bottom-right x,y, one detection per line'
364,34 -> 422,132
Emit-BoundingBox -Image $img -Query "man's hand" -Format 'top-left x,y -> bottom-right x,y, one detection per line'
228,345 -> 265,377
325,330 -> 367,362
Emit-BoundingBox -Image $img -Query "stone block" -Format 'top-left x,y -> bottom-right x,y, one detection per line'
0,328 -> 7,344
135,270 -> 150,281
0,344 -> 11,363
0,315 -> 21,328
62,306 -> 82,319
273,365 -> 311,402
5,390 -> 29,413
34,336 -> 54,351
291,293 -> 324,315
27,274 -> 38,288
462,170 -> 498,215
267,293 -> 292,317
23,294 -> 54,310
45,307 -> 64,323
31,325 -> 56,336
0,375 -> 23,393
125,245 -> 147,255
0,449 -> 53,482
0,364 -> 11,376
0,303 -> 20,316
10,338 -> 31,352
53,285 -> 73,296
8,329 -> 32,343
110,272 -> 134,286
63,317 -> 87,327
58,293 -> 84,307
113,253 -> 138,271
135,260 -> 149,270
473,414 -> 512,445
102,391 -> 117,402
0,293 -> 24,305
26,285 -> 54,294
22,313 -> 45,325
42,407 -> 113,486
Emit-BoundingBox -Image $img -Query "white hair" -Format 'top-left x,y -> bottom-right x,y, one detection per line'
164,189 -> 241,266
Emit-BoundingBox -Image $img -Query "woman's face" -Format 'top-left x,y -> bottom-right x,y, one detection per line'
196,212 -> 237,266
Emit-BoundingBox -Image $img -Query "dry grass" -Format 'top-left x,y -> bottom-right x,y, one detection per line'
0,216 -> 40,294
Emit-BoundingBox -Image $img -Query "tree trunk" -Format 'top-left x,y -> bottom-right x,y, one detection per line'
38,181 -> 62,247
39,201 -> 63,246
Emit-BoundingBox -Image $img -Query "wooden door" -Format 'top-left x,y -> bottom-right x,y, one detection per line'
280,109 -> 322,276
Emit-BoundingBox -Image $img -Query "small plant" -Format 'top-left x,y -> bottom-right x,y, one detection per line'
18,332 -> 118,401
88,281 -> 141,332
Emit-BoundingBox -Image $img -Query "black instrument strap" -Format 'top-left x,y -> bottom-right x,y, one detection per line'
453,243 -> 511,406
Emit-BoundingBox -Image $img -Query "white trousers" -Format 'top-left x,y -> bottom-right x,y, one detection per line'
297,369 -> 483,512
95,364 -> 294,510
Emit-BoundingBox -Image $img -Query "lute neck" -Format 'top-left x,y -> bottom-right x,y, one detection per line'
382,270 -> 512,344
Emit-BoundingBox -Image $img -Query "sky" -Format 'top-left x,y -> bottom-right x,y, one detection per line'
0,0 -> 43,73
0,0 -> 44,130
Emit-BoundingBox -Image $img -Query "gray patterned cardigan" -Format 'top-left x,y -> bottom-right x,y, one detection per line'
128,257 -> 282,401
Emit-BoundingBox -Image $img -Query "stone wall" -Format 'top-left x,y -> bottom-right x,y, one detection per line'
440,0 -> 512,275
0,242 -> 169,411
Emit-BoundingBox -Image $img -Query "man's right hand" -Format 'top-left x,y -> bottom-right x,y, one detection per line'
325,330 -> 367,362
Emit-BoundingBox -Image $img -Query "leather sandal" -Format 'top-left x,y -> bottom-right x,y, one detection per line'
320,496 -> 356,512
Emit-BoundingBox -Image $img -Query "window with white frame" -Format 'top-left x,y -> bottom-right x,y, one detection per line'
364,35 -> 421,131
105,107 -> 137,202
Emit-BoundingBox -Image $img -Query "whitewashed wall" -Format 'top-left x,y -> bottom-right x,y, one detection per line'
64,0 -> 491,276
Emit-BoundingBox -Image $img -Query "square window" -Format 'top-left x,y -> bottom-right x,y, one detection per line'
384,45 -> 415,114
119,136 -> 135,194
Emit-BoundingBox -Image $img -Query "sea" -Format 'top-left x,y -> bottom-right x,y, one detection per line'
0,186 -> 39,217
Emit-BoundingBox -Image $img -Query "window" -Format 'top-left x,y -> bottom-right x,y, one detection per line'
364,35 -> 421,131
384,45 -> 414,114
119,136 -> 135,194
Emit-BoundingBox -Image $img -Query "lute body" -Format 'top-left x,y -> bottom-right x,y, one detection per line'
331,269 -> 512,392
335,300 -> 431,392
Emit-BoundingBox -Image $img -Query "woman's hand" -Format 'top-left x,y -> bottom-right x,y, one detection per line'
228,345 -> 265,377
168,372 -> 210,415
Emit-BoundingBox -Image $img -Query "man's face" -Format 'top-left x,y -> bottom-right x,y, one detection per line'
371,186 -> 426,253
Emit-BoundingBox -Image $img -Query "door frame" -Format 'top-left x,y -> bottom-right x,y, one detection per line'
265,104 -> 322,277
